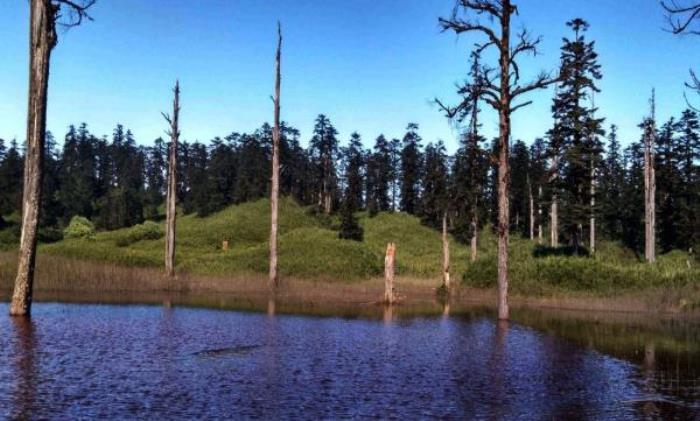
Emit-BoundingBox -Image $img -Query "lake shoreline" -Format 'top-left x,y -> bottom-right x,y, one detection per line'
1,252 -> 698,320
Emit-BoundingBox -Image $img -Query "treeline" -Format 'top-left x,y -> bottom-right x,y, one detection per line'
0,108 -> 698,254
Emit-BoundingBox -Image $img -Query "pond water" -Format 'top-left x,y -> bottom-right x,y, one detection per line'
0,299 -> 698,419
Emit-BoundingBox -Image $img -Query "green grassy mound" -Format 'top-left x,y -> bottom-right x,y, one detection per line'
2,197 -> 696,295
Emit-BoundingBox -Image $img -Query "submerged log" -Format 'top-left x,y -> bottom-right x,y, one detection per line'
384,242 -> 396,304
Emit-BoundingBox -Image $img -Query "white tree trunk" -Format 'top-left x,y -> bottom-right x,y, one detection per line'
442,213 -> 450,290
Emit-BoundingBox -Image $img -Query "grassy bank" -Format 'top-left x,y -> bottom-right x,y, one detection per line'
1,197 -> 699,310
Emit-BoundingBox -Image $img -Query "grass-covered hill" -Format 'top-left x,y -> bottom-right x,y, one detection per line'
1,197 -> 699,302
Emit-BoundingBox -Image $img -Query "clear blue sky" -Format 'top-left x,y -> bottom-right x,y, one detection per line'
0,0 -> 698,152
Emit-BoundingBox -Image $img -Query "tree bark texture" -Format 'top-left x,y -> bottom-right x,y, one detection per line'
11,0 -> 57,316
269,23 -> 282,287
164,81 -> 180,279
384,242 -> 396,304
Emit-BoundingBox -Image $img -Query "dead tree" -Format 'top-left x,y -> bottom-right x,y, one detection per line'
537,185 -> 543,244
442,213 -> 451,291
269,23 -> 282,288
528,175 -> 534,240
10,0 -> 95,317
588,92 -> 596,254
644,90 -> 657,263
439,0 -> 559,320
162,81 -> 180,279
663,1 -> 700,107
384,242 -> 396,304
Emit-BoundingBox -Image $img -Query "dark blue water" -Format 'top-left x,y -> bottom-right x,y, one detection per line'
0,302 -> 697,419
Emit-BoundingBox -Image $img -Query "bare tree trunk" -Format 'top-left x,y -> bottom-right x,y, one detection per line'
529,178 -> 534,240
11,0 -> 57,317
163,81 -> 180,279
644,90 -> 656,263
384,242 -> 396,304
470,214 -> 478,262
550,156 -> 559,248
495,6 -> 512,321
269,23 -> 282,287
537,185 -> 543,244
589,158 -> 595,254
442,213 -> 450,290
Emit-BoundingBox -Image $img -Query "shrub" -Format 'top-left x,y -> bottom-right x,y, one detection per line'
64,216 -> 95,239
116,221 -> 164,247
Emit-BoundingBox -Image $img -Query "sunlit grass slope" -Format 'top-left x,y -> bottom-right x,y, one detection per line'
17,196 -> 700,298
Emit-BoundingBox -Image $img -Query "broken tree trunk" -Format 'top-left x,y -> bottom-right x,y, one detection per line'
470,214 -> 478,262
528,177 -> 534,240
10,0 -> 57,316
644,90 -> 656,263
442,213 -> 450,290
269,23 -> 282,287
384,242 -> 396,304
163,81 -> 180,279
537,185 -> 543,244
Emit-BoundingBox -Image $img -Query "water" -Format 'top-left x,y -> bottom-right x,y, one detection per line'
0,299 -> 698,419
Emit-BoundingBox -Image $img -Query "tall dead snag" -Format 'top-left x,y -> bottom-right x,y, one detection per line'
384,242 -> 396,304
537,185 -> 543,244
644,90 -> 657,263
528,176 -> 534,240
440,0 -> 559,320
442,213 -> 450,291
589,93 -> 596,254
269,23 -> 282,288
163,81 -> 180,279
11,0 -> 94,317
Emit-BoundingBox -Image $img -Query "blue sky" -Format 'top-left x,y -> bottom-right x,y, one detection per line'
0,1 -> 698,152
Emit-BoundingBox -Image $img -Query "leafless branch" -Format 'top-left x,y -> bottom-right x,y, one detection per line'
54,0 -> 96,28
662,0 -> 700,34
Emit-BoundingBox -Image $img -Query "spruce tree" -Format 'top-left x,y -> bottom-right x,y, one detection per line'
551,18 -> 603,252
420,141 -> 449,229
338,132 -> 364,241
399,123 -> 422,215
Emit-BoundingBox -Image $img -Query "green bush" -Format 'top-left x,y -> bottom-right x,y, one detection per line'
115,221 -> 164,247
64,216 -> 95,239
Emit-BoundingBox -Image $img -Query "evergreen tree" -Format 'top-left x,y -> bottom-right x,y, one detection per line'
309,114 -> 339,214
509,140 -> 530,237
399,123 -> 422,214
420,141 -> 449,229
338,132 -> 364,241
551,18 -> 603,250
599,124 -> 625,241
144,137 -> 166,220
0,139 -> 23,218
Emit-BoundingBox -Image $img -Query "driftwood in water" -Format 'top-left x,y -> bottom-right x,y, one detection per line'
384,242 -> 396,304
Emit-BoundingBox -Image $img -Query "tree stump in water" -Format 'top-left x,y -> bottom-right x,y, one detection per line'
384,242 -> 396,304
